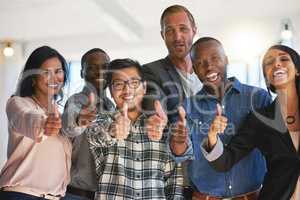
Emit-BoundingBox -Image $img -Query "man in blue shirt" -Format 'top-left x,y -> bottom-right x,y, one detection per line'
169,37 -> 271,199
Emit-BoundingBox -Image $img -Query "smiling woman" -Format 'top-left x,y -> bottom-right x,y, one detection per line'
0,46 -> 72,200
204,45 -> 300,200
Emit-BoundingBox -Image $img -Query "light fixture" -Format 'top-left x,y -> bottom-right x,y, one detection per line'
281,18 -> 293,41
3,42 -> 14,57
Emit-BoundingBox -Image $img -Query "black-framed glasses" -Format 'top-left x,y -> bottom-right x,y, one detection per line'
111,78 -> 142,90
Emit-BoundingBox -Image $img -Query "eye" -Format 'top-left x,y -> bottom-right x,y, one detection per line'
280,56 -> 290,62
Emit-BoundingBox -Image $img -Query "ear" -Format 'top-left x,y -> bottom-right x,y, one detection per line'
160,30 -> 165,40
142,81 -> 147,94
296,70 -> 300,77
80,68 -> 84,79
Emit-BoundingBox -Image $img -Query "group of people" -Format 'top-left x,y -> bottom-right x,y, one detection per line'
0,4 -> 299,200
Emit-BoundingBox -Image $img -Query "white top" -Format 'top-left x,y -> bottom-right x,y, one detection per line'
289,130 -> 300,200
175,68 -> 202,97
0,96 -> 72,196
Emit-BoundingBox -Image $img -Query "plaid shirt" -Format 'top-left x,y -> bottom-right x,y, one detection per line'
87,113 -> 184,200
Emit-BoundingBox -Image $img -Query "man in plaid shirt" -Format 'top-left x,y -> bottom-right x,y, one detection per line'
87,58 -> 184,200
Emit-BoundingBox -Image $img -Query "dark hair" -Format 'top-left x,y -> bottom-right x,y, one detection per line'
15,46 -> 69,101
190,37 -> 223,62
107,58 -> 144,87
160,4 -> 195,29
263,45 -> 300,96
81,48 -> 107,69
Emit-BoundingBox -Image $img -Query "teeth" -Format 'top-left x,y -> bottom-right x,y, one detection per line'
273,69 -> 287,76
206,72 -> 218,82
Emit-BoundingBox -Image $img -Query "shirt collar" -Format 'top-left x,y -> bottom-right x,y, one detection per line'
197,76 -> 242,96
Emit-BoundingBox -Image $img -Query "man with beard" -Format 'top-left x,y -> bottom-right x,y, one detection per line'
143,4 -> 202,120
170,37 -> 271,200
62,48 -> 114,200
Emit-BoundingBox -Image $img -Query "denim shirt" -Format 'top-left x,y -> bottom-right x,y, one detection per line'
177,77 -> 271,198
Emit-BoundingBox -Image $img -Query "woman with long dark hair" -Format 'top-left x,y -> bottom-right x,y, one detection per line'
204,45 -> 300,200
0,46 -> 72,200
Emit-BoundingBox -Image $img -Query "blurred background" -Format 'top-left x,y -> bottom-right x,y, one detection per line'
0,0 -> 300,167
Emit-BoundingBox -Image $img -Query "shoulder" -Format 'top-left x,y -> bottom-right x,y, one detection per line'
7,96 -> 34,108
142,58 -> 169,72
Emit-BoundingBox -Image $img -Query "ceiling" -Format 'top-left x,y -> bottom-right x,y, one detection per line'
0,0 -> 300,60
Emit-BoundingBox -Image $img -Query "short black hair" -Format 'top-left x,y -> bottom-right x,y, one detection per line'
160,4 -> 195,30
15,46 -> 69,101
107,58 -> 144,86
191,37 -> 223,62
81,48 -> 107,69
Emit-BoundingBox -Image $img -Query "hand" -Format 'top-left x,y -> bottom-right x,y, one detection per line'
207,104 -> 228,149
77,93 -> 97,126
146,100 -> 168,141
110,102 -> 131,140
44,103 -> 62,136
170,106 -> 189,155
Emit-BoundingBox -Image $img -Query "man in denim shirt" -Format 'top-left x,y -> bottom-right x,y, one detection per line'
169,37 -> 271,199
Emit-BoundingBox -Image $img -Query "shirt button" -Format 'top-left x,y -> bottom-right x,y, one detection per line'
229,185 -> 232,189
136,157 -> 140,161
136,174 -> 141,179
136,192 -> 140,196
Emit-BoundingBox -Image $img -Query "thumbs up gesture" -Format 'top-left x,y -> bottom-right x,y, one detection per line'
110,102 -> 131,140
207,104 -> 228,149
170,106 -> 188,155
146,100 -> 168,141
44,102 -> 62,136
78,92 -> 97,127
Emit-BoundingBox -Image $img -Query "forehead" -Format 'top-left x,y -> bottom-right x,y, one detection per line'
162,11 -> 192,28
194,41 -> 224,58
264,49 -> 290,59
40,57 -> 62,69
86,52 -> 109,63
112,67 -> 141,80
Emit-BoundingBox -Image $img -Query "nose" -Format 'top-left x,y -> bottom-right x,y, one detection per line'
274,58 -> 282,68
174,29 -> 182,41
122,82 -> 130,92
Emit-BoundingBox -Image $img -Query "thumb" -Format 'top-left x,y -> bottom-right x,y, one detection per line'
216,103 -> 222,116
122,102 -> 128,118
178,106 -> 186,126
154,100 -> 167,120
49,102 -> 59,118
88,92 -> 96,108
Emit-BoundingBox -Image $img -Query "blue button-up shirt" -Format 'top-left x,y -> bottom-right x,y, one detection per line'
176,77 -> 271,198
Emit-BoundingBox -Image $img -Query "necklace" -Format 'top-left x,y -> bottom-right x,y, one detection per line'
286,115 -> 296,124
31,95 -> 48,112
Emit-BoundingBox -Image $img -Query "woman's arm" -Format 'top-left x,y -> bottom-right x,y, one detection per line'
6,96 -> 47,141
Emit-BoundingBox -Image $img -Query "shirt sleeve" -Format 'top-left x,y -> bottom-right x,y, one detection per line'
167,120 -> 194,163
61,94 -> 88,137
164,160 -> 184,200
201,136 -> 224,162
6,96 -> 47,141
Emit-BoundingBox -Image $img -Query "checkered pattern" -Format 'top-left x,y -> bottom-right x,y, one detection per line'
87,113 -> 184,200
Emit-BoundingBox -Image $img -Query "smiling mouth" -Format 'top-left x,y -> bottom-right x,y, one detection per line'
48,84 -> 60,88
273,69 -> 288,81
206,72 -> 219,82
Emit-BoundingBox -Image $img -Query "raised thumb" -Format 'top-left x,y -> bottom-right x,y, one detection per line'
178,106 -> 186,126
154,100 -> 166,119
216,103 -> 222,116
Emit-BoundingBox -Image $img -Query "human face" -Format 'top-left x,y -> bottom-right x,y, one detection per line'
110,67 -> 146,112
34,57 -> 64,98
82,52 -> 110,91
192,41 -> 228,88
263,49 -> 298,90
161,11 -> 196,60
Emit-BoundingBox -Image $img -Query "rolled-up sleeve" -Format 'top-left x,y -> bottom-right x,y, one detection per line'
201,136 -> 224,162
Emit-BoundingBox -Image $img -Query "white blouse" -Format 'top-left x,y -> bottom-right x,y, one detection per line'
0,96 -> 72,197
